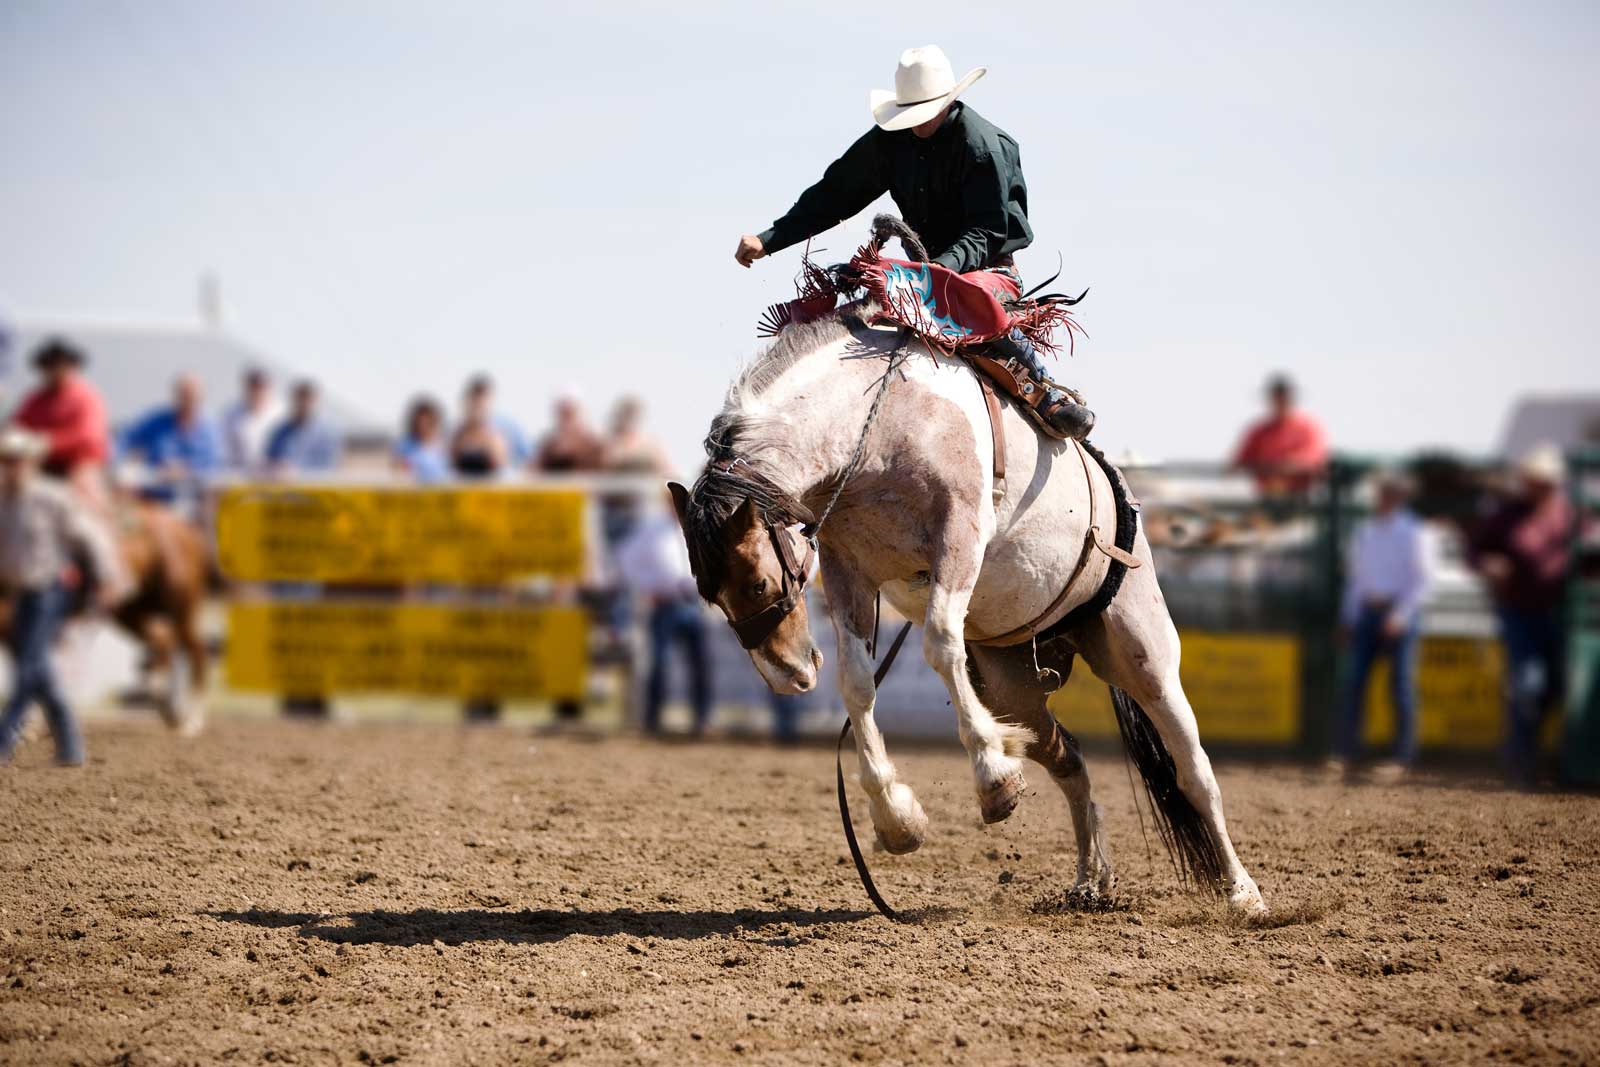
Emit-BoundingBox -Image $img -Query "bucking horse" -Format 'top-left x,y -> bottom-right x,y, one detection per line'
669,238 -> 1266,914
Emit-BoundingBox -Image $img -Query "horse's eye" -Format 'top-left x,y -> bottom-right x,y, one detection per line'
752,578 -> 769,598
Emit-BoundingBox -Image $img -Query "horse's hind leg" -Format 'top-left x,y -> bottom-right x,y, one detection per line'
1076,543 -> 1265,913
968,643 -> 1114,895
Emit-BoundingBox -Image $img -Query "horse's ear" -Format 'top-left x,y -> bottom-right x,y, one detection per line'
667,481 -> 690,525
730,496 -> 760,530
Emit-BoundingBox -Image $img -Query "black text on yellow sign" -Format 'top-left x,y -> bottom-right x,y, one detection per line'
226,600 -> 588,701
215,486 -> 586,584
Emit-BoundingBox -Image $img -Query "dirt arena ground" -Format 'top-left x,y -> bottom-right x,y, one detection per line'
3,719 -> 1598,1067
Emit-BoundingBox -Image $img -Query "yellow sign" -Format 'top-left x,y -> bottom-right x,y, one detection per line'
1049,630 -> 1301,745
215,486 -> 586,584
1360,636 -> 1506,749
226,600 -> 587,700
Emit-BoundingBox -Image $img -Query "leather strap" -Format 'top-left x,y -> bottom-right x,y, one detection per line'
968,439 -> 1140,647
976,375 -> 1006,487
966,354 -> 1037,408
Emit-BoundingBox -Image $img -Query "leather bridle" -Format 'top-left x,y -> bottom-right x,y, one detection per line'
728,514 -> 816,650
707,456 -> 820,651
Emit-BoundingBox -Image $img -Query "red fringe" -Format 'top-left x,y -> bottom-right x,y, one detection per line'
757,236 -> 1088,360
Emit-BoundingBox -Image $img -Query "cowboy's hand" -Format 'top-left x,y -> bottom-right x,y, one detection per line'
735,234 -> 766,268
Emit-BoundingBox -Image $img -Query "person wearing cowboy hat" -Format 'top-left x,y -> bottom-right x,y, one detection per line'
734,46 -> 1094,440
1331,468 -> 1434,781
1468,443 -> 1575,786
0,427 -> 124,767
12,337 -> 113,511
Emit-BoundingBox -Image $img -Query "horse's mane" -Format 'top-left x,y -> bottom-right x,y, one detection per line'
727,303 -> 869,406
682,303 -> 876,599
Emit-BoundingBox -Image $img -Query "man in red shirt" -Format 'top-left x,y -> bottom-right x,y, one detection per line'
1231,374 -> 1330,496
12,339 -> 111,509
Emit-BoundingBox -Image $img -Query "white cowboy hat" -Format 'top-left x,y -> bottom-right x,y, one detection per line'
0,426 -> 46,460
869,46 -> 986,132
1516,443 -> 1566,485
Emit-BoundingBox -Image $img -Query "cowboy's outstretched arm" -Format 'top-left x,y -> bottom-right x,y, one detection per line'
739,130 -> 886,265
933,150 -> 1012,274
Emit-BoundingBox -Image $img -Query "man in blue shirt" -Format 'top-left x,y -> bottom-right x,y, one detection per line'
266,379 -> 342,474
119,374 -> 222,505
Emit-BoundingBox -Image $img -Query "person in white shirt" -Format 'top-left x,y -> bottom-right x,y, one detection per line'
220,367 -> 282,474
1333,470 -> 1433,777
613,498 -> 711,735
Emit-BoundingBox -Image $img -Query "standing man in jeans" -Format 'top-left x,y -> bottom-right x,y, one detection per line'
1469,445 -> 1575,786
0,428 -> 123,766
613,494 -> 712,736
1332,470 -> 1433,780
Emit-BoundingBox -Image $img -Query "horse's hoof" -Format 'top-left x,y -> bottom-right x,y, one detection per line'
875,825 -> 923,855
871,783 -> 927,855
978,769 -> 1026,824
1228,878 -> 1268,916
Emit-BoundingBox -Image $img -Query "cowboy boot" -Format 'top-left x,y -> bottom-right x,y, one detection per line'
982,332 -> 1096,440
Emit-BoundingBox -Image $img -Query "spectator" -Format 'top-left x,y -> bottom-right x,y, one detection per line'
460,374 -> 529,466
599,396 -> 674,604
220,366 -> 282,473
1231,374 -> 1329,496
1331,470 -> 1433,780
265,380 -> 341,474
614,495 -> 711,735
602,396 -> 673,475
12,338 -> 111,509
1469,444 -> 1575,786
393,396 -> 450,484
118,374 -> 222,504
534,392 -> 603,473
451,379 -> 512,480
0,428 -> 122,767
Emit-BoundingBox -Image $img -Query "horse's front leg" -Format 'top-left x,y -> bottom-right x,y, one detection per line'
923,579 -> 1033,824
822,553 -> 927,854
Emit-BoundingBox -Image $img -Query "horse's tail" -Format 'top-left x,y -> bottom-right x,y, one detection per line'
1109,686 -> 1225,894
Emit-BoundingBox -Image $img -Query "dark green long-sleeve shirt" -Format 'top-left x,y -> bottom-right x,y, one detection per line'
756,103 -> 1032,274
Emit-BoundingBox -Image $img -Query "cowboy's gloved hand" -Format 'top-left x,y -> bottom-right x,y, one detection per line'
735,234 -> 766,268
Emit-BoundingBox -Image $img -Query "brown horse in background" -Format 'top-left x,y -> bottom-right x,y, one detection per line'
0,498 -> 210,735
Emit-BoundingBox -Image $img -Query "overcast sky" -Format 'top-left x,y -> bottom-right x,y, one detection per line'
2,0 -> 1595,470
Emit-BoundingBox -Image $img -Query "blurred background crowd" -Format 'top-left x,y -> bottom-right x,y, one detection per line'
0,318 -> 1594,789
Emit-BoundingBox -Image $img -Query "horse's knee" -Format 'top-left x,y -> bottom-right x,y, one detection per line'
921,618 -> 966,678
836,640 -> 875,709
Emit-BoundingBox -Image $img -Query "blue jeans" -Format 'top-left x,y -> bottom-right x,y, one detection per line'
1337,605 -> 1420,764
0,583 -> 83,764
644,598 -> 710,733
1496,607 -> 1565,783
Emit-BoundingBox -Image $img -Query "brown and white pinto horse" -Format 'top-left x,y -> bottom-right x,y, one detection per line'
672,304 -> 1267,913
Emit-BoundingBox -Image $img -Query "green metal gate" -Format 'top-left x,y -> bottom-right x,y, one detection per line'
1563,449 -> 1600,785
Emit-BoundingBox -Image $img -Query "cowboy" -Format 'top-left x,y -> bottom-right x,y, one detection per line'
0,428 -> 124,767
1468,444 -> 1575,786
735,45 -> 1094,440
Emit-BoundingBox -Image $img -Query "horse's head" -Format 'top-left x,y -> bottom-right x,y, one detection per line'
668,476 -> 824,695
